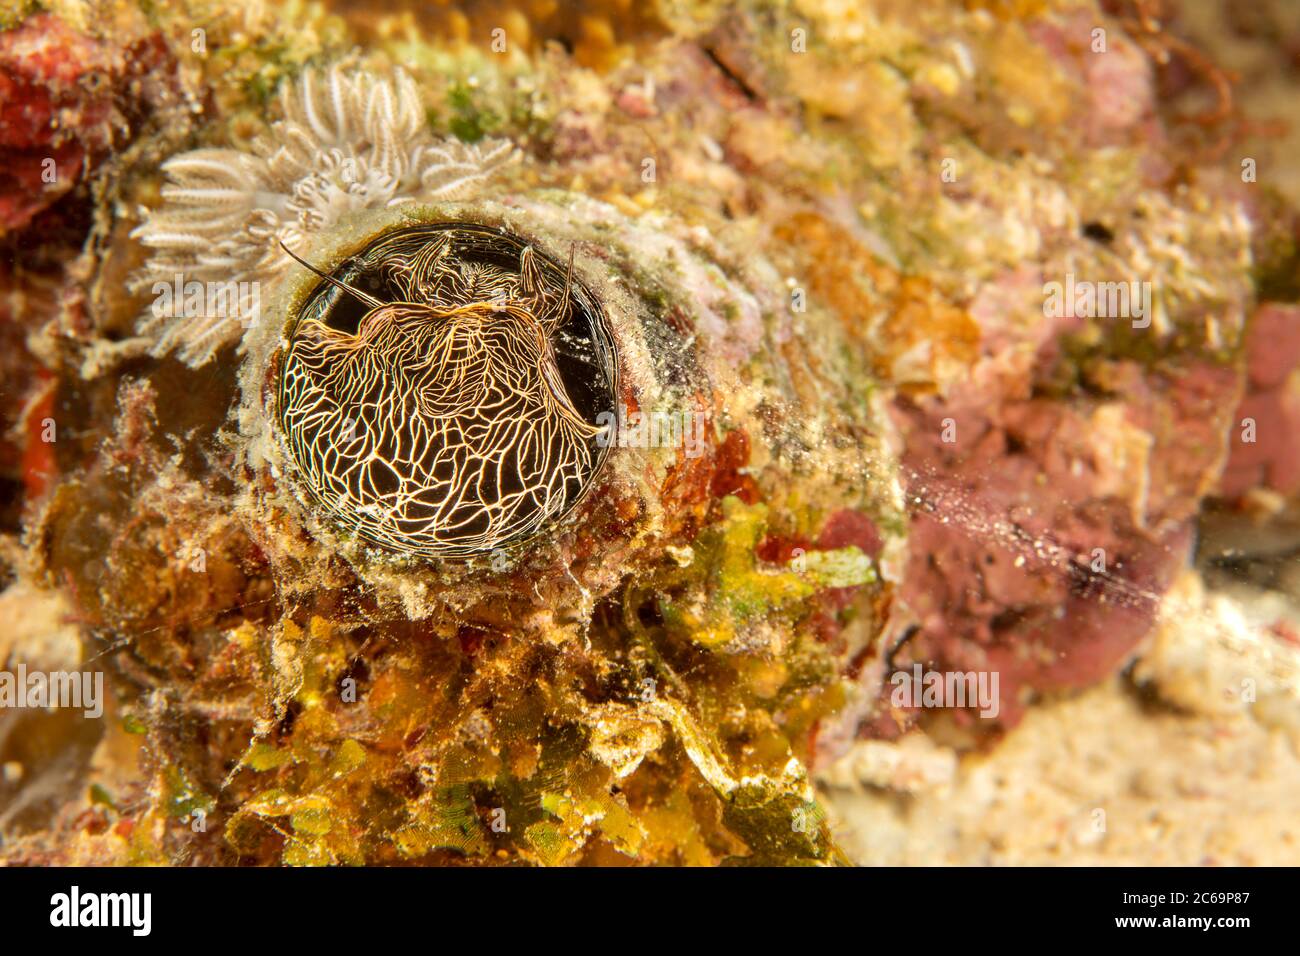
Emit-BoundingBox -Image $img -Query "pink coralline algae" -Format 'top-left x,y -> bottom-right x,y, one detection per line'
1219,303 -> 1300,500
0,14 -> 120,232
873,310 -> 1243,730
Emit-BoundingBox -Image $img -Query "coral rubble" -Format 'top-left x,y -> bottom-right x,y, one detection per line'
0,0 -> 1298,866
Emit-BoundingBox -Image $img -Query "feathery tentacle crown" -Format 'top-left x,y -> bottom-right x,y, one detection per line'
130,66 -> 517,366
277,223 -> 619,558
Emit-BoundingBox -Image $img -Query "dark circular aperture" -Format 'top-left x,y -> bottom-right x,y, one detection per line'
277,222 -> 619,558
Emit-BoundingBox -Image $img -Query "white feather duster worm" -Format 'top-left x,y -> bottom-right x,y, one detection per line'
130,66 -> 518,367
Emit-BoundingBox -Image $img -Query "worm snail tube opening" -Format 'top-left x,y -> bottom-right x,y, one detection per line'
276,222 -> 619,558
